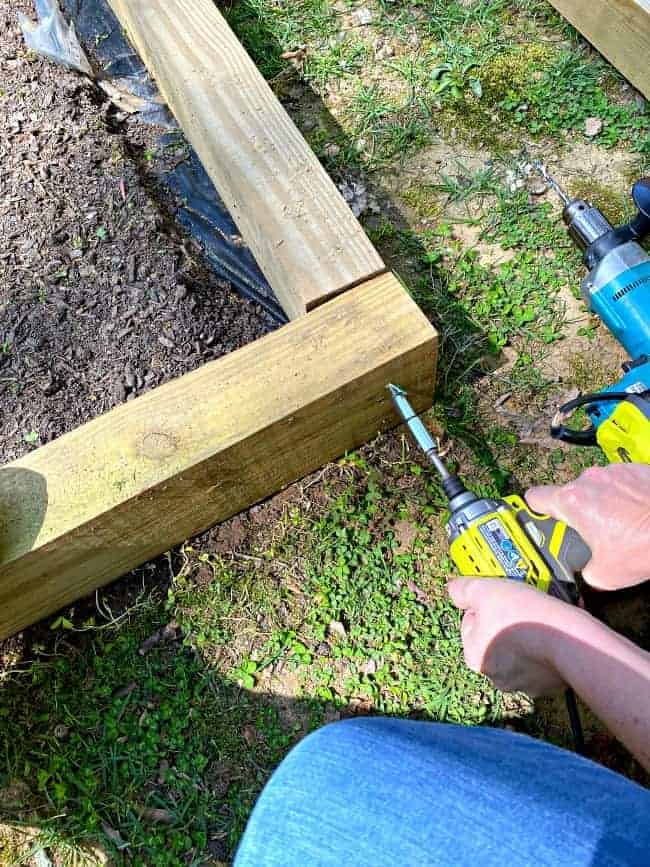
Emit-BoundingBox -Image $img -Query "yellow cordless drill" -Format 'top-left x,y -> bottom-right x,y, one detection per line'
388,384 -> 591,751
388,385 -> 591,604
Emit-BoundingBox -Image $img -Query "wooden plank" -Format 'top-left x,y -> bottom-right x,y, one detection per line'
547,0 -> 650,98
106,0 -> 385,320
0,273 -> 436,639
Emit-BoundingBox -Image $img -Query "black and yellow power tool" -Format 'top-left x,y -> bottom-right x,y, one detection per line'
389,383 -> 591,750
538,167 -> 650,463
388,384 -> 592,603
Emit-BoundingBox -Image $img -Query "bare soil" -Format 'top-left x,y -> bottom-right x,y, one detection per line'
1,2 -> 273,464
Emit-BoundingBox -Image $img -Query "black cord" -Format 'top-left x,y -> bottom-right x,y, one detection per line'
551,391 -> 637,446
558,391 -> 637,414
564,687 -> 585,755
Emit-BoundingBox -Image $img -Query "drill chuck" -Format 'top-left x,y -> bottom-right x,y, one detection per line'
562,199 -> 613,252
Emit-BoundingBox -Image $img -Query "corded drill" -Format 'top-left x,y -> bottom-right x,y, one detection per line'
542,168 -> 650,463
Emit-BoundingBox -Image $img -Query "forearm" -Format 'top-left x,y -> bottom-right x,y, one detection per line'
548,607 -> 650,769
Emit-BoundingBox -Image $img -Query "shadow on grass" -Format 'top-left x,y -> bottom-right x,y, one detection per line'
0,566 -> 512,864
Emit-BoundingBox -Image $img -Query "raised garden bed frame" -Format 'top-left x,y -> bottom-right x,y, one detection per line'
0,0 -> 438,639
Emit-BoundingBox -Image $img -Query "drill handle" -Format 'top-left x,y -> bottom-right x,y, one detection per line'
618,178 -> 650,244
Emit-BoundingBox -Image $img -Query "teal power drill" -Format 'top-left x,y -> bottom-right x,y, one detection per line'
540,168 -> 650,463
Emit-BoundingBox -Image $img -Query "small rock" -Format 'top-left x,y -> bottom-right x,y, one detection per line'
174,283 -> 188,302
124,371 -> 136,390
328,620 -> 347,640
158,335 -> 174,349
317,641 -> 331,657
374,39 -> 395,60
101,823 -> 127,848
323,143 -> 340,158
138,807 -> 174,825
526,178 -> 547,196
352,7 -> 375,25
53,724 -> 69,739
584,116 -> 603,138
505,169 -> 525,193
338,178 -> 369,218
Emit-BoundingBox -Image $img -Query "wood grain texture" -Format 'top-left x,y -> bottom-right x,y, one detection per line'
547,0 -> 650,98
106,0 -> 385,319
0,273 -> 437,639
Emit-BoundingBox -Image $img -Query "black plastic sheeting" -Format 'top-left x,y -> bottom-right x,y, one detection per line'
61,0 -> 286,323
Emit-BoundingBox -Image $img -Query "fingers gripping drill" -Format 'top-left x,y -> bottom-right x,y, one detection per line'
388,384 -> 591,751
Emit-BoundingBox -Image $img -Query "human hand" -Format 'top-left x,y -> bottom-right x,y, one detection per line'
525,463 -> 650,591
447,577 -> 578,696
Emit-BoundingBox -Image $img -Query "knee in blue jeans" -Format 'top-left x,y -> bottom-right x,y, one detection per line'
288,716 -> 389,761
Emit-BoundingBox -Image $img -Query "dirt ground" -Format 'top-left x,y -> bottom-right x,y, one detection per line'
0,2 -> 273,464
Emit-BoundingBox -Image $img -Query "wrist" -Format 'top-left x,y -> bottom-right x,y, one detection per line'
527,596 -> 596,677
543,603 -> 621,684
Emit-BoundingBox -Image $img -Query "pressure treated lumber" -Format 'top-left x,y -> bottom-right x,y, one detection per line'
0,273 -> 437,639
547,0 -> 650,99
106,0 -> 385,320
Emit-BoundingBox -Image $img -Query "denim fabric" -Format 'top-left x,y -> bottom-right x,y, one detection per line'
235,717 -> 650,866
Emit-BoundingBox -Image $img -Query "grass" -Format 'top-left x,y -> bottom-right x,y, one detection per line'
0,465 -> 512,864
226,0 -> 650,163
3,0 -> 650,862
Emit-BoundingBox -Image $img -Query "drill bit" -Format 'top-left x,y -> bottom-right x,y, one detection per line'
533,161 -> 570,205
387,384 -> 451,481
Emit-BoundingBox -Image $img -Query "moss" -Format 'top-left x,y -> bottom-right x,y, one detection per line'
479,44 -> 554,104
401,185 -> 444,220
434,44 -> 556,151
436,103 -> 508,152
567,179 -> 629,226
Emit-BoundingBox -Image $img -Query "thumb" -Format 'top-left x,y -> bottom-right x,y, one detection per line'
525,484 -> 566,520
447,577 -> 480,610
582,560 -> 611,590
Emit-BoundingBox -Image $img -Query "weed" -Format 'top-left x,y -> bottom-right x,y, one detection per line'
426,165 -> 500,203
296,478 -> 500,721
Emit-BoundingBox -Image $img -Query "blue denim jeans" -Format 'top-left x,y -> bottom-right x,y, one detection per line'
235,717 -> 650,866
